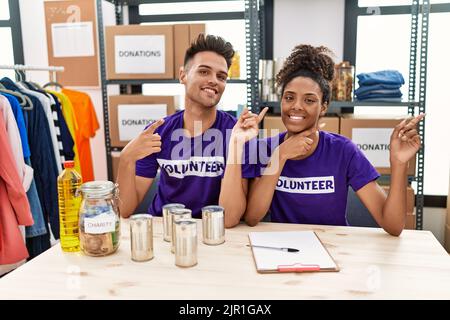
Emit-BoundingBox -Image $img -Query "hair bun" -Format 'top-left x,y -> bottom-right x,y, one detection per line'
276,44 -> 335,85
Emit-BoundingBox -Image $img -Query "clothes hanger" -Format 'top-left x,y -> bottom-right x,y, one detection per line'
18,93 -> 34,111
43,70 -> 64,91
0,83 -> 34,110
14,69 -> 51,105
27,81 -> 53,99
0,84 -> 26,105
43,81 -> 64,90
29,81 -> 44,90
14,69 -> 24,82
16,69 -> 29,87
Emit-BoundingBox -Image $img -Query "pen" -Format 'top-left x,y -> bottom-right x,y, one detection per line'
247,244 -> 299,253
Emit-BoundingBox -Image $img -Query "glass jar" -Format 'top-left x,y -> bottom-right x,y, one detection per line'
79,181 -> 120,257
333,61 -> 354,101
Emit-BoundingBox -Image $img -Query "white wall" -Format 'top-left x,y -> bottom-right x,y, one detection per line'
18,0 -> 49,85
273,0 -> 345,62
18,0 -> 115,181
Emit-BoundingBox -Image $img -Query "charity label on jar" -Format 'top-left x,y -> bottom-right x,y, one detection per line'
84,212 -> 116,234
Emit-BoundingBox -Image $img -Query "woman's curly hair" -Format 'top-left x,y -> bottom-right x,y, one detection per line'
276,44 -> 335,104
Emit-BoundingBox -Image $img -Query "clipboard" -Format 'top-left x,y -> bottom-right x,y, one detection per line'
248,231 -> 339,273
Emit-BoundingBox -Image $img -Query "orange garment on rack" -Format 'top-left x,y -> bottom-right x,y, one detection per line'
62,89 -> 99,182
47,90 -> 82,177
0,108 -> 33,264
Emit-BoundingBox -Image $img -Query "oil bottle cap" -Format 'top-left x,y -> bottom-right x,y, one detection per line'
63,161 -> 75,169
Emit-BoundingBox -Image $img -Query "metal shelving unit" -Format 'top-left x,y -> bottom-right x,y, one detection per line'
258,0 -> 430,230
260,100 -> 421,115
97,0 -> 429,230
97,0 -> 263,180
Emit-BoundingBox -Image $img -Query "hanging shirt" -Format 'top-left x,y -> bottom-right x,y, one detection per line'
47,90 -> 82,177
47,92 -> 75,162
0,95 -> 33,191
136,110 -> 253,217
0,107 -> 33,265
23,83 -> 69,170
48,93 -> 65,168
0,77 -> 60,239
0,93 -> 31,159
61,88 -> 99,182
252,131 -> 380,225
0,93 -> 47,240
16,83 -> 62,173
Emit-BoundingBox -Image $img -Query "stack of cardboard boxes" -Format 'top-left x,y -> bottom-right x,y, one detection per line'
108,95 -> 176,147
106,24 -> 205,181
111,152 -> 121,182
339,114 -> 416,229
339,114 -> 416,175
173,24 -> 206,79
105,24 -> 205,79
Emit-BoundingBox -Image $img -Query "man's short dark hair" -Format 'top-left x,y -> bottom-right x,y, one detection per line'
184,33 -> 235,69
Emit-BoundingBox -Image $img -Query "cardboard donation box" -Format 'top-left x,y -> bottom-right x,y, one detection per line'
189,24 -> 206,44
109,95 -> 175,147
261,115 -> 284,138
111,152 -> 120,182
106,25 -> 174,79
174,24 -> 190,78
319,116 -> 340,134
174,23 -> 205,78
381,186 -> 416,229
340,115 -> 416,175
262,115 -> 340,138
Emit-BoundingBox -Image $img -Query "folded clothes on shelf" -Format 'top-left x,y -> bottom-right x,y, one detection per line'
357,70 -> 405,86
355,97 -> 403,102
354,70 -> 405,102
354,83 -> 402,96
356,89 -> 403,100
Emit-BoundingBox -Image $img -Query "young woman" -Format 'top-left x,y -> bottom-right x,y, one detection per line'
229,44 -> 424,236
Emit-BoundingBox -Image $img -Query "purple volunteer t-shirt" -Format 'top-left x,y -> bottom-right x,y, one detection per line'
253,131 -> 380,225
136,110 -> 253,218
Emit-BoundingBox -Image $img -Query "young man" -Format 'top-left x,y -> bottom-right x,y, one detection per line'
118,34 -> 245,218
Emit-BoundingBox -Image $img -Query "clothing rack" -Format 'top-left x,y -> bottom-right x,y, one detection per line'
0,64 -> 64,83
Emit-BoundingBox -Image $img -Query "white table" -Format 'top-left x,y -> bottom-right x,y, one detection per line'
0,217 -> 449,299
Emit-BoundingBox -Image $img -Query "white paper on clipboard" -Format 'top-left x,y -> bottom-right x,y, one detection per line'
248,231 -> 338,273
51,22 -> 95,57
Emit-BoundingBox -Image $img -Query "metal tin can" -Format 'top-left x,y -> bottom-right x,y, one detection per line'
174,218 -> 197,268
130,214 -> 153,262
202,205 -> 225,245
170,208 -> 192,253
162,203 -> 185,242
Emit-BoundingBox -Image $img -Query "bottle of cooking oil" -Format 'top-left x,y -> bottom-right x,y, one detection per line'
57,160 -> 82,252
228,51 -> 240,79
